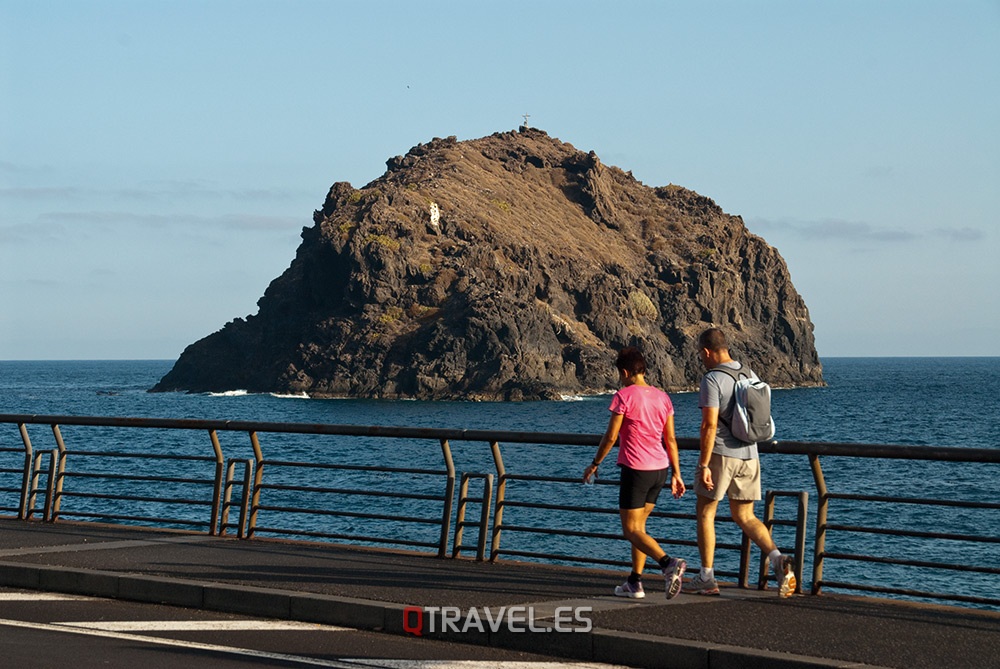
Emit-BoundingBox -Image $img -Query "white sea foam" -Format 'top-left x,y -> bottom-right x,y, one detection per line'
206,389 -> 248,397
270,392 -> 310,399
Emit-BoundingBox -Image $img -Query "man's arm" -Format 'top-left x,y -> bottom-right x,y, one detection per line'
699,406 -> 718,491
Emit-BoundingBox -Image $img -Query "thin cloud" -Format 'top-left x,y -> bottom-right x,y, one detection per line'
34,210 -> 301,233
120,183 -> 306,202
0,180 -> 307,204
752,218 -> 919,243
930,227 -> 986,242
0,186 -> 82,199
0,221 -> 69,244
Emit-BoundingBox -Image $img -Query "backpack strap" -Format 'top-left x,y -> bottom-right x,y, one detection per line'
708,363 -> 748,382
707,364 -> 747,431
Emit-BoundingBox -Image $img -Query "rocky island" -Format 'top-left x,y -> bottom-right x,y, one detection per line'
151,128 -> 823,400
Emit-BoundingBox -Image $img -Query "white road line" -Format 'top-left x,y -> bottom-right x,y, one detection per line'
0,535 -> 218,557
0,592 -> 93,601
60,619 -> 350,632
344,662 -> 627,668
0,617 -> 365,668
0,617 -> 622,668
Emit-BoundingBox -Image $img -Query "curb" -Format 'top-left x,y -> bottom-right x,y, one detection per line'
0,562 -> 887,669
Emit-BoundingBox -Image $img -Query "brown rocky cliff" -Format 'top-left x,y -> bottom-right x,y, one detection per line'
151,128 -> 823,399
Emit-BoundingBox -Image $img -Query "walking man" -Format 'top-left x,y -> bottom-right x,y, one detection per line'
686,327 -> 796,597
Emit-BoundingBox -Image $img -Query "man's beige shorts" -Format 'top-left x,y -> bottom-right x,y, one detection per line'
694,453 -> 761,501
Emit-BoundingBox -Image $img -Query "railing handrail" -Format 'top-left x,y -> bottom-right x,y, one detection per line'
4,413 -> 998,461
761,439 -> 1000,462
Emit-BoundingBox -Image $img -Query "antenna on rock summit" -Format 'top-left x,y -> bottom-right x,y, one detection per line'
521,113 -> 530,128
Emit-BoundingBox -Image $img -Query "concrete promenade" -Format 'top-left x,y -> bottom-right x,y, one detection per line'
0,519 -> 997,669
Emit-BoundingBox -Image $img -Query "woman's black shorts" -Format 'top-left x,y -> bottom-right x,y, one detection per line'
618,465 -> 668,509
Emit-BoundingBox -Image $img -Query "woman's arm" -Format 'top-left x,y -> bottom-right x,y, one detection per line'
583,413 -> 623,482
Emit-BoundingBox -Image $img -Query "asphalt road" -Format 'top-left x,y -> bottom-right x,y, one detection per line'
0,589 -> 624,669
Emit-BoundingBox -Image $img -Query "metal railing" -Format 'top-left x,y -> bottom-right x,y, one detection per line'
1,414 -> 997,609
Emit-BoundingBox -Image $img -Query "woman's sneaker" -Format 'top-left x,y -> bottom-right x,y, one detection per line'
614,580 -> 645,599
685,573 -> 720,596
775,555 -> 797,598
662,557 -> 686,600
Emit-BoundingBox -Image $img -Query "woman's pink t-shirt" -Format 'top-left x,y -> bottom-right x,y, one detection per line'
609,384 -> 673,470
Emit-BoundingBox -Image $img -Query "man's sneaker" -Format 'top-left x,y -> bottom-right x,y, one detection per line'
685,573 -> 720,596
662,557 -> 687,600
614,580 -> 645,599
775,555 -> 797,598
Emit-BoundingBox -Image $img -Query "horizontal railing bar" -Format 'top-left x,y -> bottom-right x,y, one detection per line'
55,512 -> 209,527
505,474 -> 619,484
822,552 -> 1000,574
52,451 -> 218,462
256,505 -> 439,524
828,492 -> 1000,510
496,549 -> 746,581
264,460 -> 446,476
499,525 -> 624,541
499,499 -> 695,522
62,472 -> 216,485
759,439 -> 1000,462
826,524 -> 1000,543
495,549 -> 630,567
500,524 -> 704,549
500,501 -> 618,515
252,527 -> 439,548
258,483 -> 443,501
58,492 -> 213,506
818,580 -> 1000,607
1,413 -> 606,446
7,414 -> 1000,461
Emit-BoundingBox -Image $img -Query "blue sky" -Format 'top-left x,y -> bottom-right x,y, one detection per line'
2,0 -> 997,360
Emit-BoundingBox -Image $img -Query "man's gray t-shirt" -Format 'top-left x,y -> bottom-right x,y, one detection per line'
699,361 -> 759,460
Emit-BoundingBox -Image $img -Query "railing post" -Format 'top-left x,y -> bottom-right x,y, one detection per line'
247,431 -> 264,538
438,439 -> 456,558
488,440 -> 506,562
758,491 -> 778,589
220,460 -> 236,536
49,425 -> 67,521
43,449 -> 57,522
452,473 -> 471,558
794,491 -> 808,595
475,474 -> 493,562
221,458 -> 253,539
738,531 -> 752,588
452,473 -> 494,561
810,453 -> 828,595
207,430 -> 224,536
17,423 -> 33,520
759,490 -> 808,593
27,449 -> 48,519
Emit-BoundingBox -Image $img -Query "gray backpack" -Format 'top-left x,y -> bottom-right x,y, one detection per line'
710,364 -> 776,444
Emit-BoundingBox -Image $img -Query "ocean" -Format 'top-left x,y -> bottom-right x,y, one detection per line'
1,357 -> 998,608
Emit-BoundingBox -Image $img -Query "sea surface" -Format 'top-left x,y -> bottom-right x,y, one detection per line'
1,357 -> 998,608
